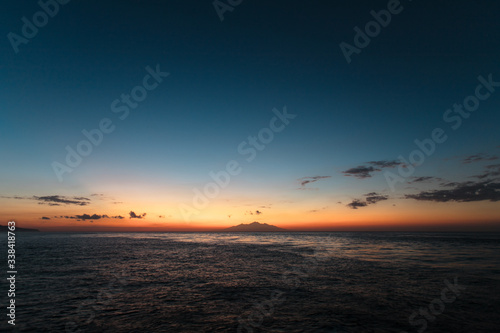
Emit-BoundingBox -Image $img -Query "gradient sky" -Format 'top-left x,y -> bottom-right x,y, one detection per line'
1,0 -> 500,231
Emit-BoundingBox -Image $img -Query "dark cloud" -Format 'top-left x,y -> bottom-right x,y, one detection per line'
129,211 -> 146,219
347,192 -> 389,209
343,166 -> 377,179
41,216 -> 51,220
365,193 -> 389,204
2,195 -> 91,206
474,164 -> 500,180
343,160 -> 402,179
346,199 -> 368,209
368,160 -> 402,168
245,210 -> 263,216
409,176 -> 442,184
298,176 -> 331,187
35,195 -> 90,206
76,214 -> 103,220
440,181 -> 461,187
405,180 -> 500,203
60,214 -> 123,220
462,153 -> 498,164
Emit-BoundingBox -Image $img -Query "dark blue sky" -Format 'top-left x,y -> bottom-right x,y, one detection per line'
1,0 -> 500,230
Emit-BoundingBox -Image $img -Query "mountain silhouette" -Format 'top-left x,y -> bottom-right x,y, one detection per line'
223,221 -> 287,232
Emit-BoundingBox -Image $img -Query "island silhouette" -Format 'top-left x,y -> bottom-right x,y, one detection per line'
0,225 -> 39,232
223,221 -> 287,232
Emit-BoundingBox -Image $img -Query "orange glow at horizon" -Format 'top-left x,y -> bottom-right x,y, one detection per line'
2,196 -> 500,232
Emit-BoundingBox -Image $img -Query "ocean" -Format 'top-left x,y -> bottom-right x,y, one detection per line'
1,232 -> 499,332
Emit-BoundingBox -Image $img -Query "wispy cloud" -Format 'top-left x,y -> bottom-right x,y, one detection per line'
474,164 -> 500,180
343,160 -> 402,179
245,210 -> 263,216
408,176 -> 443,184
32,195 -> 90,206
298,176 -> 331,188
343,166 -> 377,179
2,195 -> 91,206
462,153 -> 498,164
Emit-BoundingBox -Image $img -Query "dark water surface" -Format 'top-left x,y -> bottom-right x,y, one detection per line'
1,232 -> 499,332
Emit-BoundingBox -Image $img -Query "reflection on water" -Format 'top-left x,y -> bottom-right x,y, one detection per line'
1,232 -> 499,332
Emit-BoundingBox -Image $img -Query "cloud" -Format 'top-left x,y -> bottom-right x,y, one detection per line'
408,176 -> 442,184
462,153 -> 498,164
298,176 -> 331,187
0,195 -> 24,200
343,166 -> 377,179
365,193 -> 389,204
308,206 -> 329,213
368,160 -> 402,168
474,164 -> 500,180
76,214 -> 103,220
129,211 -> 146,219
41,216 -> 51,220
2,195 -> 91,206
57,214 -> 124,220
440,181 -> 461,187
343,160 -> 402,179
346,199 -> 368,209
405,180 -> 500,203
347,192 -> 389,209
91,193 -> 122,205
245,210 -> 263,216
34,195 -> 90,206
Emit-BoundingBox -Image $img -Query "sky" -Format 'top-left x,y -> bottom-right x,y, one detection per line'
1,0 -> 500,231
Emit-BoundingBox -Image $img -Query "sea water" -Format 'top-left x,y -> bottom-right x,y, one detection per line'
1,232 -> 499,332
